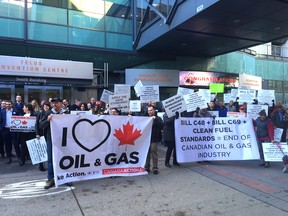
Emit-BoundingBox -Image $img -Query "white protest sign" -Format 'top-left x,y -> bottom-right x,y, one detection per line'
129,100 -> 141,112
26,136 -> 48,165
177,87 -> 194,96
224,93 -> 231,104
227,112 -> 247,118
162,95 -> 187,118
263,142 -> 288,162
51,115 -> 153,187
183,92 -> 207,112
175,117 -> 259,162
198,89 -> 211,104
10,116 -> 36,132
257,89 -> 275,105
237,89 -> 256,104
140,85 -> 160,103
247,104 -> 268,120
230,89 -> 238,101
274,128 -> 284,143
114,84 -> 131,97
134,80 -> 143,97
70,110 -> 92,115
100,89 -> 114,104
109,94 -> 130,113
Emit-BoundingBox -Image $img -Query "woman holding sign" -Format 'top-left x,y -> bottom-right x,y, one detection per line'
19,104 -> 37,166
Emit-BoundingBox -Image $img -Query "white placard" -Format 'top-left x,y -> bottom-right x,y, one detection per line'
109,94 -> 130,113
230,89 -> 238,101
129,100 -> 141,112
162,95 -> 187,118
183,92 -> 207,112
26,136 -> 48,165
70,110 -> 92,115
100,89 -> 114,104
263,142 -> 288,162
175,117 -> 259,162
140,85 -> 160,103
257,89 -> 275,105
274,128 -> 284,143
51,115 -> 153,186
134,80 -> 143,97
237,89 -> 256,104
177,87 -> 194,96
239,74 -> 262,90
198,89 -> 211,105
224,93 -> 231,104
247,104 -> 268,120
114,84 -> 131,97
10,116 -> 36,132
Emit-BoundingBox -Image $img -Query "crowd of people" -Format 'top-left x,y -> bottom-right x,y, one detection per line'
0,95 -> 287,190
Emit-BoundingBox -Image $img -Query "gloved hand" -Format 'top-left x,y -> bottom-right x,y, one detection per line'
175,111 -> 179,119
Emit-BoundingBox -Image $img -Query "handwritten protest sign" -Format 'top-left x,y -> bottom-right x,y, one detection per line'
26,136 -> 48,165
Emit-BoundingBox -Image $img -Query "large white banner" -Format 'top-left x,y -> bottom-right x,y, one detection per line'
175,117 -> 259,162
51,115 -> 152,187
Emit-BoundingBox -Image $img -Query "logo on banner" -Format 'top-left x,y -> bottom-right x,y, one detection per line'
114,122 -> 142,148
105,122 -> 142,165
72,119 -> 111,152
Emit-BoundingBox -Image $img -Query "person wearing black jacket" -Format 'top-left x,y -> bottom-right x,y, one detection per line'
144,105 -> 163,175
164,112 -> 181,168
38,98 -> 69,189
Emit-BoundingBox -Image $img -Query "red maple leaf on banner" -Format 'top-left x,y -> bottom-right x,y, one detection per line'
114,122 -> 142,150
22,121 -> 27,125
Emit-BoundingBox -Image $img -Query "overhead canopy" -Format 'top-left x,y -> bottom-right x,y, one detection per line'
135,0 -> 288,57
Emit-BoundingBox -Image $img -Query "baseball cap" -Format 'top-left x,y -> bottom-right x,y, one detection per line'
51,98 -> 63,103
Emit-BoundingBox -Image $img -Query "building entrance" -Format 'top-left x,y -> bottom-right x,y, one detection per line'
0,85 -> 63,103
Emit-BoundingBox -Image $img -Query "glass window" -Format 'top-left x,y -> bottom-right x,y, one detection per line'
105,16 -> 132,34
68,0 -> 104,14
68,27 -> 105,48
0,0 -> 25,19
28,22 -> 68,44
0,18 -> 24,39
106,32 -> 132,50
28,4 -> 67,25
29,0 -> 68,9
68,10 -> 104,30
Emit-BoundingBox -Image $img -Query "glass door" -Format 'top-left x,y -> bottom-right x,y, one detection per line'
0,85 -> 15,101
24,86 -> 63,103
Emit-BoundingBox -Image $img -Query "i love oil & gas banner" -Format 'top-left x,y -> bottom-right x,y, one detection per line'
51,115 -> 152,187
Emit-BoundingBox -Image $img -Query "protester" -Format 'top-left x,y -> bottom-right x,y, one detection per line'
70,99 -> 82,111
271,104 -> 286,142
80,102 -> 89,111
38,98 -> 69,189
19,104 -> 36,166
0,101 -> 21,164
13,95 -> 24,116
62,99 -> 70,113
226,100 -> 236,112
31,100 -> 40,113
163,112 -> 180,168
145,105 -> 163,174
254,109 -> 274,168
35,102 -> 51,172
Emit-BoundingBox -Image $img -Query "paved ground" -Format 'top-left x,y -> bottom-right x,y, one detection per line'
0,145 -> 288,216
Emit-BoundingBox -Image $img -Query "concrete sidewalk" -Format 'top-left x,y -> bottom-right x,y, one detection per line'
0,145 -> 288,216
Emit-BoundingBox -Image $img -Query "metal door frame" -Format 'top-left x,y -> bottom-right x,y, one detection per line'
24,85 -> 63,103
